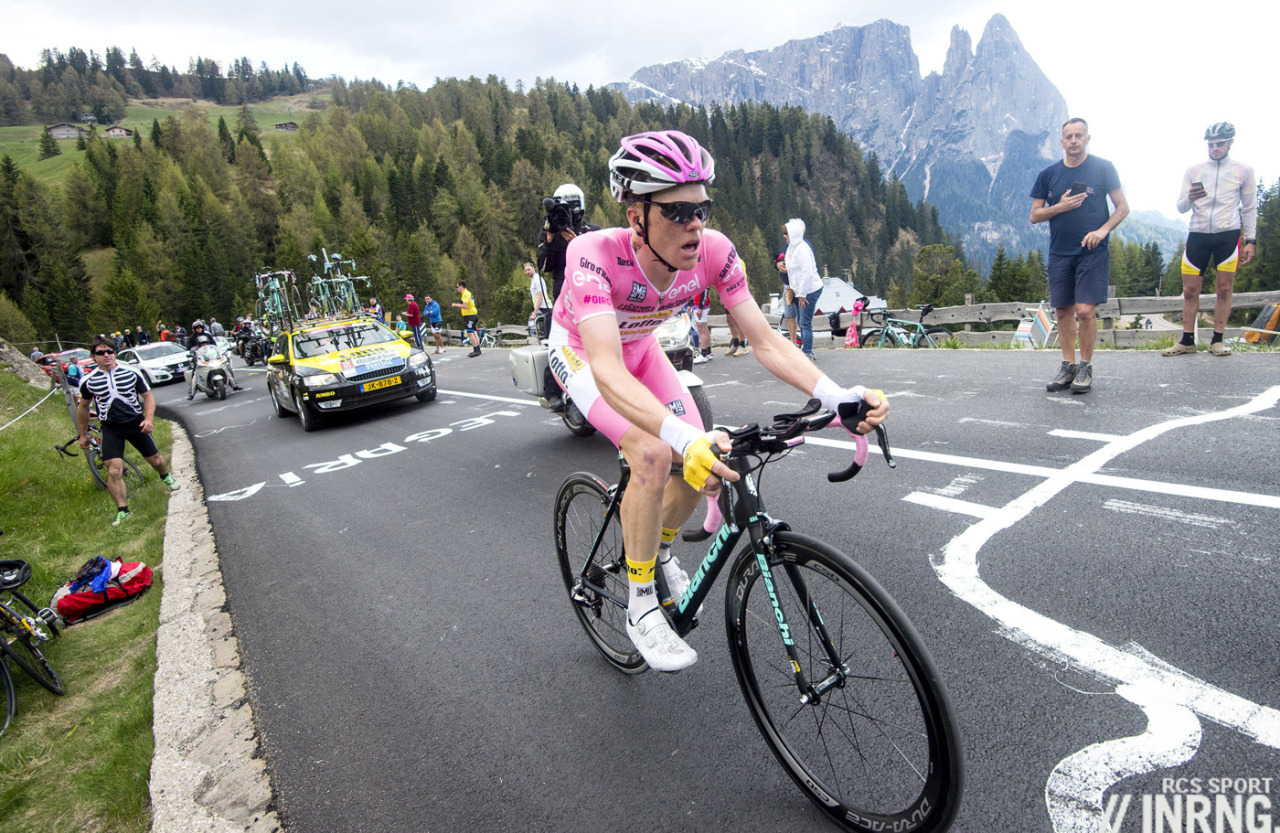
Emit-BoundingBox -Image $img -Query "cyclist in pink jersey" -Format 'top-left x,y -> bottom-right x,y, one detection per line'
548,130 -> 889,671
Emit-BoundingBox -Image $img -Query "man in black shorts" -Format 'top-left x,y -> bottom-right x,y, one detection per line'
1030,118 -> 1129,394
77,335 -> 180,527
1164,122 -> 1257,357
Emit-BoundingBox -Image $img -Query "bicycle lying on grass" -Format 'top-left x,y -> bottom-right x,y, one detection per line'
0,534 -> 64,737
861,304 -> 953,348
554,400 -> 963,833
55,425 -> 145,493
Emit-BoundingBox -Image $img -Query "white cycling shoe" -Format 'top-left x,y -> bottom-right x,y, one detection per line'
627,607 -> 697,672
660,556 -> 703,616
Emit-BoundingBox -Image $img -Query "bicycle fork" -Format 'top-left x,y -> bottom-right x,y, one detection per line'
749,524 -> 849,706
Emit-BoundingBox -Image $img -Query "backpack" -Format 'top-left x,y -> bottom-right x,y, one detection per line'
51,556 -> 153,625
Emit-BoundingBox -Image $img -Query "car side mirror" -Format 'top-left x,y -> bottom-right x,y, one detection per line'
267,353 -> 286,365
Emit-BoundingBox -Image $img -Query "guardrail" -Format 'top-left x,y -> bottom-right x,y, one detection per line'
434,289 -> 1280,350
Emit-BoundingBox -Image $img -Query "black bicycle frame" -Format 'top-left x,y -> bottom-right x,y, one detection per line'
578,453 -> 847,699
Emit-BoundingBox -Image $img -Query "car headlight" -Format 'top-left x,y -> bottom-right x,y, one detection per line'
408,352 -> 428,367
303,372 -> 340,387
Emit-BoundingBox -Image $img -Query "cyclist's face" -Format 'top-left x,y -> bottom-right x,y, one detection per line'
1208,138 -> 1232,161
633,183 -> 709,271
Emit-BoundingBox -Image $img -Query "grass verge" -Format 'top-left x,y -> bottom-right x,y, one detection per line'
0,362 -> 171,833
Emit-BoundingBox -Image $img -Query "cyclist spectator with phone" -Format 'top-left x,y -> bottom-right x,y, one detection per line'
76,335 -> 180,527
548,130 -> 888,671
1163,122 -> 1257,357
1030,117 -> 1129,394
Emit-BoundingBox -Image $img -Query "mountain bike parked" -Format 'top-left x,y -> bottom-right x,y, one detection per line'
861,304 -> 953,348
554,400 -> 963,833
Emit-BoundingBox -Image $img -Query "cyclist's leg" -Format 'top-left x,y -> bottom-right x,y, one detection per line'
98,427 -> 130,509
1210,235 -> 1241,335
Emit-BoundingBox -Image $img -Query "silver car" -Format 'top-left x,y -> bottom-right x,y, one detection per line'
117,341 -> 190,385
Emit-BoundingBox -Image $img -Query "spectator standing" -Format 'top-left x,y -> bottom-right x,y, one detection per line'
692,288 -> 712,363
783,219 -> 823,361
77,335 -> 180,527
1030,117 -> 1129,394
29,348 -> 43,361
453,281 -> 481,357
135,325 -> 150,345
1163,122 -> 1257,357
422,294 -> 445,354
370,297 -> 385,324
776,253 -> 798,345
209,318 -> 224,336
404,294 -> 423,349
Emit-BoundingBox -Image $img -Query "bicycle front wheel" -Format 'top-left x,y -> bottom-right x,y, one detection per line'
0,606 -> 64,695
921,327 -> 953,348
725,532 -> 962,833
554,473 -> 645,673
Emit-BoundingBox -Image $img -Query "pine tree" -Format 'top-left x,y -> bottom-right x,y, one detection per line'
38,126 -> 61,160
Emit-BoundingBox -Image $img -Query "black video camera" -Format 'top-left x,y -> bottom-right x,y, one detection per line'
542,195 -> 583,234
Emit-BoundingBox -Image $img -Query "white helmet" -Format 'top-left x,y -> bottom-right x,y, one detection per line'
553,183 -> 585,210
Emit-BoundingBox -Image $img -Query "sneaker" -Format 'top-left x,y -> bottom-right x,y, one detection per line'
1208,341 -> 1232,357
111,510 -> 132,527
693,352 -> 710,364
1161,342 -> 1197,356
738,344 -> 752,356
162,474 -> 180,492
626,608 -> 697,672
1046,361 -> 1078,392
1070,361 -> 1093,394
724,343 -> 738,356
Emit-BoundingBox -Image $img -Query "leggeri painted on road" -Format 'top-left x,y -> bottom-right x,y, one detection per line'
207,409 -> 521,502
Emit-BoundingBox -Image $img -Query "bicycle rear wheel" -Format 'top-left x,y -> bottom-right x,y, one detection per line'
554,473 -> 645,673
725,531 -> 962,833
921,327 -> 953,348
0,604 -> 64,695
87,446 -> 145,493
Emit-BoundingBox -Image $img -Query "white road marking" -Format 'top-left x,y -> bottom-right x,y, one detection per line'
279,472 -> 304,487
1102,499 -> 1236,529
959,417 -> 1028,428
437,388 -> 536,406
1045,683 -> 1201,833
903,493 -> 994,518
931,473 -> 983,497
1050,429 -> 1125,442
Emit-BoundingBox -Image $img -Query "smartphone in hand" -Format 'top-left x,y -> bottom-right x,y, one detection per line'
1069,182 -> 1088,196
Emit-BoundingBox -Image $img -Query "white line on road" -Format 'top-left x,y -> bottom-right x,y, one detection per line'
903,493 -> 994,518
1050,429 -> 1126,442
1102,499 -> 1236,529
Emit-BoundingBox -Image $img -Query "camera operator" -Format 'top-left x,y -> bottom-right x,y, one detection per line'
536,182 -> 599,303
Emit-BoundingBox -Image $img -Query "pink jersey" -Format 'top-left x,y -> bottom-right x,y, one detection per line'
550,227 -> 752,351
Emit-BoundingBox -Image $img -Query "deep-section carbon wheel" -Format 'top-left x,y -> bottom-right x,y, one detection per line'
725,531 -> 962,832
554,474 -> 645,673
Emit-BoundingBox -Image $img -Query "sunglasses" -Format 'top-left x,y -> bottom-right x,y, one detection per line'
1208,140 -> 1230,148
93,349 -> 115,356
637,199 -> 714,225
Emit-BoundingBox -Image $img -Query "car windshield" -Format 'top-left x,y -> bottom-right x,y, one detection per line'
59,349 -> 90,361
134,343 -> 187,359
292,322 -> 399,358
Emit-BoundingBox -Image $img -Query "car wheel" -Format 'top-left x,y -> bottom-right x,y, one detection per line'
269,382 -> 288,417
293,387 -> 320,432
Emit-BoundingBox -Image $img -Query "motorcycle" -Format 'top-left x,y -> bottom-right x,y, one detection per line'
239,329 -> 270,366
187,345 -> 233,401
510,310 -> 711,437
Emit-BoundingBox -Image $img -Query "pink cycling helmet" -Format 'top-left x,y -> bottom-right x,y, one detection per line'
608,130 -> 715,202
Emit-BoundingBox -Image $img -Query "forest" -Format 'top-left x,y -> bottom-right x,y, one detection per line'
1,50 -> 1278,348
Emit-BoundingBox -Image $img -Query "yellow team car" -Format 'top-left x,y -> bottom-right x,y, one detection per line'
266,317 -> 437,431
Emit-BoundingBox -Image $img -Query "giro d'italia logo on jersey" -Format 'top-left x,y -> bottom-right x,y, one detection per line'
1100,777 -> 1277,832
627,282 -> 647,303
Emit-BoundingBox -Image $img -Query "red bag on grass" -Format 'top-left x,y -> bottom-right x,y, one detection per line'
51,557 -> 153,624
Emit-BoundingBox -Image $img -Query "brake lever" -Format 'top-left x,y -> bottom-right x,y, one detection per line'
827,399 -> 894,482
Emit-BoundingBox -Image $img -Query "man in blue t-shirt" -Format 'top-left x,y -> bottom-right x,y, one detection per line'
1030,117 -> 1129,394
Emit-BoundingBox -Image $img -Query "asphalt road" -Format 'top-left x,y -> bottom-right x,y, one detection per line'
155,346 -> 1280,833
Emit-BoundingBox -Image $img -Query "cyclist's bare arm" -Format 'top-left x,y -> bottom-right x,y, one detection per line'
76,396 -> 92,448
728,298 -> 888,432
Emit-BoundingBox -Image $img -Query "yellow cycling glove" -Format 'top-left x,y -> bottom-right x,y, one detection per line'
681,434 -> 718,491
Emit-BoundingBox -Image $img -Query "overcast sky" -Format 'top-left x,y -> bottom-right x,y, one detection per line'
8,0 -> 1277,219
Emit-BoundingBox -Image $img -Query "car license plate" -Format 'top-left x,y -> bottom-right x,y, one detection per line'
362,376 -> 400,392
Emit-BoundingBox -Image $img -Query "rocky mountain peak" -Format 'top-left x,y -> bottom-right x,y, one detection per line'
609,14 -> 1069,266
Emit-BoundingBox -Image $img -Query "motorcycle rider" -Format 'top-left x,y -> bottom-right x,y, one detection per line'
186,321 -> 241,397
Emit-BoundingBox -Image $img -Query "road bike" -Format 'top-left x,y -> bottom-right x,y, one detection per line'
56,425 -> 146,493
554,400 -> 963,832
254,269 -> 302,333
861,304 -> 953,348
306,251 -> 372,319
0,555 -> 64,698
